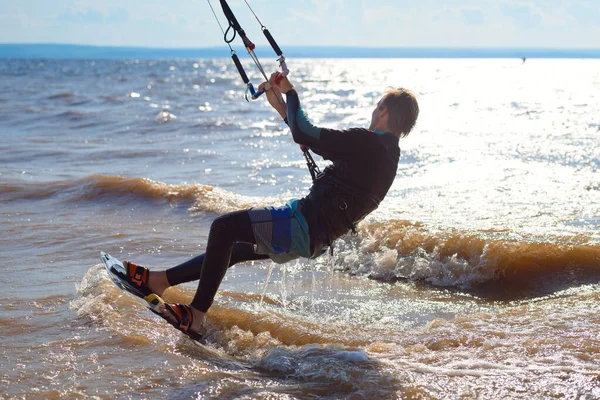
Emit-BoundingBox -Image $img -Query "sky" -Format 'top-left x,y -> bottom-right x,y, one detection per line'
1,0 -> 599,49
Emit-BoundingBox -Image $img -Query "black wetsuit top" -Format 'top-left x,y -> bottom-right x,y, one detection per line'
285,90 -> 400,255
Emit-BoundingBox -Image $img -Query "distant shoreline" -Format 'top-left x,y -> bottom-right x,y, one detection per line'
1,43 -> 600,59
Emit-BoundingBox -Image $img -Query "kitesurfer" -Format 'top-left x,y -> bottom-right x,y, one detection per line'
121,73 -> 419,339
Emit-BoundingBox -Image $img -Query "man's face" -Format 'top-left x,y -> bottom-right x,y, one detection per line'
370,97 -> 388,130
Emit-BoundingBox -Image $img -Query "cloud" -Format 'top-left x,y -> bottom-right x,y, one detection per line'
57,8 -> 104,24
461,8 -> 485,25
360,5 -> 401,26
499,3 -> 541,28
288,0 -> 346,25
106,9 -> 128,24
567,0 -> 600,26
56,2 -> 129,25
288,9 -> 322,24
2,0 -> 599,48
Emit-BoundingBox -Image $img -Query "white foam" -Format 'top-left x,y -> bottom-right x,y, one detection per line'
329,234 -> 496,289
155,110 -> 177,124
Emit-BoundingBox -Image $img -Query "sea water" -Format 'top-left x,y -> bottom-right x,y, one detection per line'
1,58 -> 599,399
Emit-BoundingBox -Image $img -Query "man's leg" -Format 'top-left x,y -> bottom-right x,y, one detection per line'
148,211 -> 267,296
190,210 -> 258,313
158,204 -> 304,336
157,210 -> 261,333
165,243 -> 267,286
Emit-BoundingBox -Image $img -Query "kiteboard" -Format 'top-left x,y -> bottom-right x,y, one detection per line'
100,252 -> 253,364
100,251 -> 164,315
100,251 -> 208,344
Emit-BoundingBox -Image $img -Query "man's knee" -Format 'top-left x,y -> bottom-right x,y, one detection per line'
212,211 -> 244,230
209,211 -> 251,242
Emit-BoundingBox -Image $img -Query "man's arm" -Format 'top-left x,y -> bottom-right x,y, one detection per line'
284,89 -> 321,149
259,81 -> 287,121
259,75 -> 320,148
260,73 -> 371,160
272,74 -> 320,147
275,75 -> 369,160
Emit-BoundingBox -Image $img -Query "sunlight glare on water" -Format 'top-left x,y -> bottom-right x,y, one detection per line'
1,58 -> 599,399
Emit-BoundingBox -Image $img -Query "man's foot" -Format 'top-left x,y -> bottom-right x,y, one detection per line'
189,306 -> 205,333
122,261 -> 170,297
147,270 -> 170,297
119,260 -> 153,299
155,303 -> 205,341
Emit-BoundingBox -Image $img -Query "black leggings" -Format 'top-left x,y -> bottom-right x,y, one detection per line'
165,210 -> 268,312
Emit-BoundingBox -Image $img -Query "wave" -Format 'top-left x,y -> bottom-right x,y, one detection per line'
331,220 -> 600,299
56,110 -> 87,121
100,95 -> 124,104
1,174 -> 273,214
71,264 -> 398,395
48,92 -> 74,100
155,110 -> 177,124
190,119 -> 240,130
6,175 -> 600,297
73,265 -> 371,349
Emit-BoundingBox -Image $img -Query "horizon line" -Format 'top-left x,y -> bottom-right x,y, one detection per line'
2,43 -> 600,59
2,43 -> 600,50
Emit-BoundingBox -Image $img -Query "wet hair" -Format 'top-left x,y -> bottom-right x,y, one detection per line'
382,87 -> 419,138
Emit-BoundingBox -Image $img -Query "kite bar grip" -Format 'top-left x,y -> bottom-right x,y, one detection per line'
263,28 -> 282,56
262,28 -> 289,76
245,83 -> 265,101
232,53 -> 250,84
251,88 -> 265,100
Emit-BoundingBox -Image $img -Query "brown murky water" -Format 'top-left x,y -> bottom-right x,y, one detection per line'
2,59 -> 600,399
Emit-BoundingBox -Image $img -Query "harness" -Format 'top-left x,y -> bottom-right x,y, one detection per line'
308,165 -> 383,256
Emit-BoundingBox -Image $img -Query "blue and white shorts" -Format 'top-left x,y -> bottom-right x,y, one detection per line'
248,199 -> 311,264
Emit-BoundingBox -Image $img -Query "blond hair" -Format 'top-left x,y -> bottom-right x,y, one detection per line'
382,88 -> 419,138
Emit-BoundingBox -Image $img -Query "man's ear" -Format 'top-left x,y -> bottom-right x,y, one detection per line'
380,106 -> 389,118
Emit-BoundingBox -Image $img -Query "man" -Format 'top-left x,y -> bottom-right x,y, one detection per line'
121,73 -> 419,339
